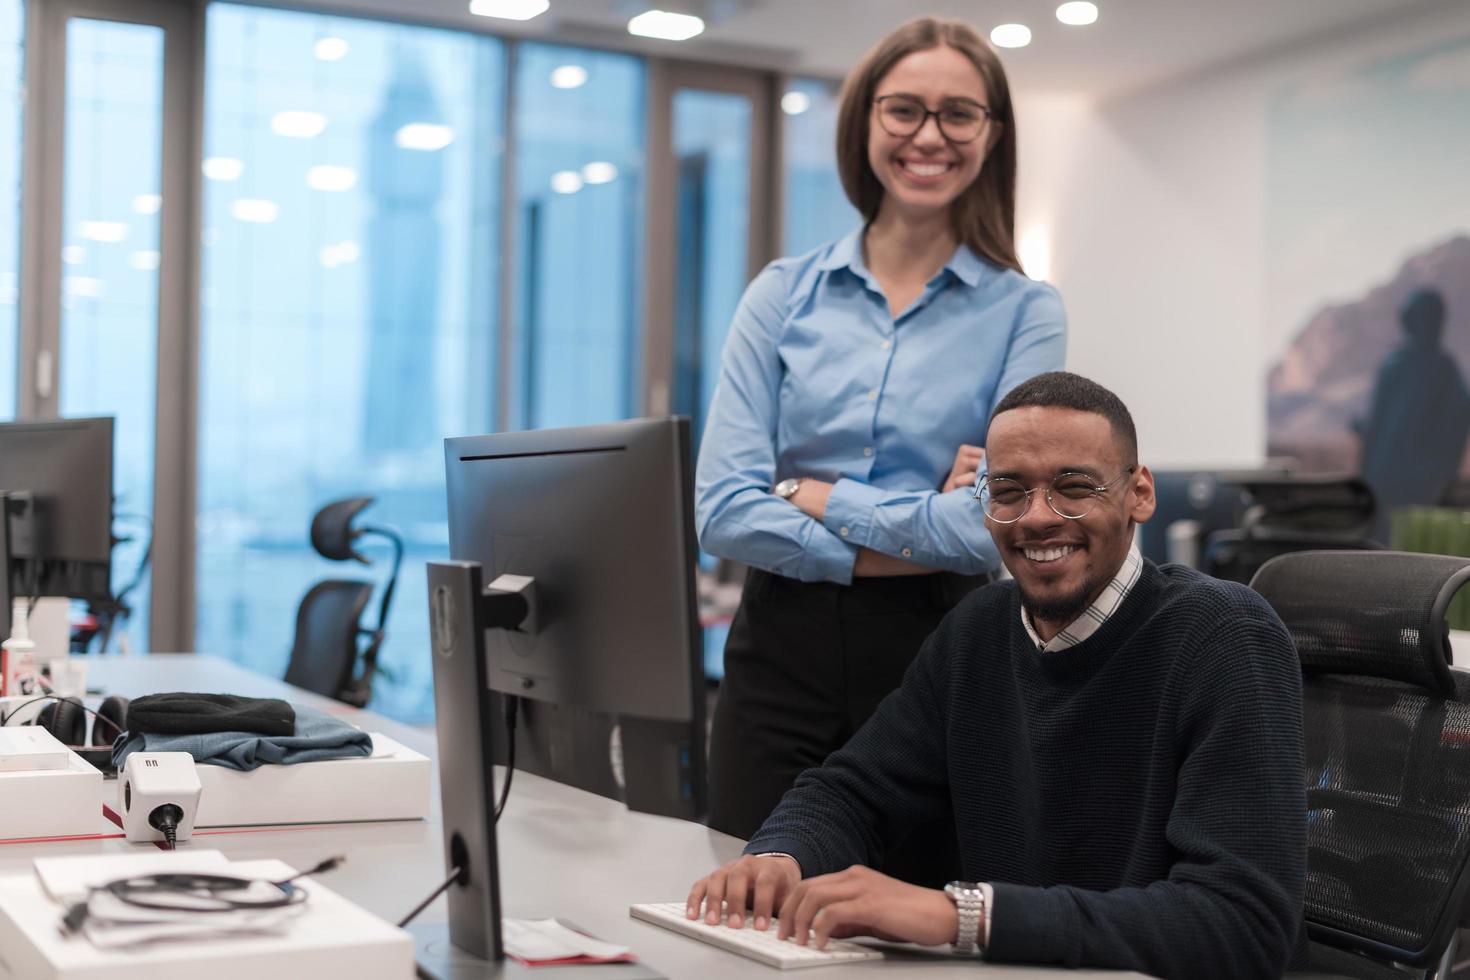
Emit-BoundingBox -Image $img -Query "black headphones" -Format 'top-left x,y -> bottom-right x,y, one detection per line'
5,695 -> 131,772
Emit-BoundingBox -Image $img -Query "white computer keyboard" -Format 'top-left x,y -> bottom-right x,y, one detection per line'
629,902 -> 885,969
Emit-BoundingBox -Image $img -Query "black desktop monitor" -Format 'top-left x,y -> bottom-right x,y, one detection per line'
441,416 -> 706,818
0,417 -> 114,639
424,417 -> 706,970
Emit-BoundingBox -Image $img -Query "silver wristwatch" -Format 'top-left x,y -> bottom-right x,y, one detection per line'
944,881 -> 986,954
774,478 -> 802,499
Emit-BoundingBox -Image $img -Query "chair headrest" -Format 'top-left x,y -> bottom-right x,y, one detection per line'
310,497 -> 374,562
1250,550 -> 1470,696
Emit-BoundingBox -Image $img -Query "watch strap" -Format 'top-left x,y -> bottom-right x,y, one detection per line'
945,881 -> 986,954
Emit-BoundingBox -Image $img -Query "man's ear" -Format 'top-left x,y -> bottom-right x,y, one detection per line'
1128,464 -> 1157,525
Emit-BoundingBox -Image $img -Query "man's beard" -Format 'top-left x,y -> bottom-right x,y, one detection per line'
1018,578 -> 1098,631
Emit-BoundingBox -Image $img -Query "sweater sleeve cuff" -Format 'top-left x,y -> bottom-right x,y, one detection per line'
821,478 -> 884,548
743,837 -> 820,877
984,881 -> 1078,966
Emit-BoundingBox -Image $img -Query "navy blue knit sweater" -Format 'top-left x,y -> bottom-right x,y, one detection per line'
746,560 -> 1306,978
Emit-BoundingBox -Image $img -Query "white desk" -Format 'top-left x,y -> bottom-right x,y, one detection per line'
0,655 -> 1141,978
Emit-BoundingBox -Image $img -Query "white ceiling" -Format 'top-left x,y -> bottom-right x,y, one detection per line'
304,0 -> 1451,99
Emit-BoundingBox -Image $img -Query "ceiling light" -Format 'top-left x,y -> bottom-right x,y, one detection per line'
990,23 -> 1032,49
203,157 -> 244,181
581,161 -> 618,184
307,165 -> 358,191
272,110 -> 327,138
469,0 -> 549,21
1055,2 -> 1098,26
79,221 -> 127,243
628,9 -> 705,41
550,64 -> 588,89
61,245 -> 85,265
133,194 -> 161,215
231,199 -> 279,224
395,123 -> 454,151
130,250 -> 161,271
550,170 -> 583,194
780,91 -> 811,116
314,37 -> 349,61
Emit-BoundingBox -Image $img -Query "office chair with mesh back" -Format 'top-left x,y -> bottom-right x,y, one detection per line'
1205,475 -> 1382,584
1250,550 -> 1470,980
283,497 -> 403,708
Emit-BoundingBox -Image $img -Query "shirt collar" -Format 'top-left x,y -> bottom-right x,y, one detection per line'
1021,545 -> 1143,654
817,227 -> 986,289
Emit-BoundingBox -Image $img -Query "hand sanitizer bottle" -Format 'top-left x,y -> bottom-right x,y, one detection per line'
1,598 -> 37,697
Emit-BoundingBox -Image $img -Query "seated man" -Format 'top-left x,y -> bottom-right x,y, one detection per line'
686,371 -> 1306,979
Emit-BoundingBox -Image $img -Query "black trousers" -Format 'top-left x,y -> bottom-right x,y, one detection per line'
706,567 -> 989,886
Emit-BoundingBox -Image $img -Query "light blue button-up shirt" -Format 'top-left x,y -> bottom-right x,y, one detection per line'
695,229 -> 1067,585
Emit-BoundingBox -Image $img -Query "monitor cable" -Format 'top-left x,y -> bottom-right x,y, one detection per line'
396,863 -> 468,929
493,695 -> 518,823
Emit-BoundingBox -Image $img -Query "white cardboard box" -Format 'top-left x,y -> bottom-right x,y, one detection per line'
192,732 -> 430,827
0,854 -> 414,980
0,751 -> 103,841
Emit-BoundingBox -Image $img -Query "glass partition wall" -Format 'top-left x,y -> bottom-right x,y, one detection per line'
16,0 -> 842,721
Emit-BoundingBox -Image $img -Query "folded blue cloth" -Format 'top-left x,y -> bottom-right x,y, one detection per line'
112,703 -> 373,772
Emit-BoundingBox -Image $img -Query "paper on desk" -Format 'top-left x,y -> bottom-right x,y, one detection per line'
35,849 -> 231,902
80,892 -> 308,949
502,918 -> 635,964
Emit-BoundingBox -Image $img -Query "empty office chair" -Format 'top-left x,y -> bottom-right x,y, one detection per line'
1205,475 -> 1381,584
283,497 -> 403,707
1251,550 -> 1470,979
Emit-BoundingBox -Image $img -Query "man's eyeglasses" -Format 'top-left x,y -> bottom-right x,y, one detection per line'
873,95 -> 992,144
974,467 -> 1135,524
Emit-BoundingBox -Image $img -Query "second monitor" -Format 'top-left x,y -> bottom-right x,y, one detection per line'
443,416 -> 706,820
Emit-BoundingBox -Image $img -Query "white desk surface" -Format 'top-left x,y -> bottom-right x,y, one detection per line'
0,654 -> 1141,978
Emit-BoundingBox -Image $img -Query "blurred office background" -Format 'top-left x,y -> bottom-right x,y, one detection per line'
5,0 -> 1468,722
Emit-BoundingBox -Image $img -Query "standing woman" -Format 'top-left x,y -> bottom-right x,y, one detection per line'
696,18 -> 1066,857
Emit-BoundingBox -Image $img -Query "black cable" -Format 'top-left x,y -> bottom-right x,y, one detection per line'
493,695 -> 518,823
397,865 -> 466,928
149,804 -> 183,851
271,854 -> 345,886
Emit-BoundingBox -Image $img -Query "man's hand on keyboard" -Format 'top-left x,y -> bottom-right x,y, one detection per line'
777,864 -> 958,950
686,854 -> 801,932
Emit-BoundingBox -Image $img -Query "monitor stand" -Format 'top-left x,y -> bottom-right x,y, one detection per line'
408,922 -> 664,980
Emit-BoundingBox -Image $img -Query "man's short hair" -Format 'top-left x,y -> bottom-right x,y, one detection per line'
990,371 -> 1139,465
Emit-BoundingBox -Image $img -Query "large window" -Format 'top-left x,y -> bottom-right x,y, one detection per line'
59,18 -> 166,650
780,77 -> 855,256
509,44 -> 644,430
0,0 -> 24,419
195,4 -> 504,722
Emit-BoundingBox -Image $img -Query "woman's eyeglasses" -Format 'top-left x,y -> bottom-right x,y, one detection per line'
873,94 -> 993,144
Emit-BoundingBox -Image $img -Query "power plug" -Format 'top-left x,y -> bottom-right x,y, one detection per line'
119,752 -> 202,849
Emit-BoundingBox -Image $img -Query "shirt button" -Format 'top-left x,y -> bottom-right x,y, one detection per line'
862,447 -> 873,457
901,547 -> 913,558
839,526 -> 850,537
880,340 -> 892,351
867,389 -> 878,400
